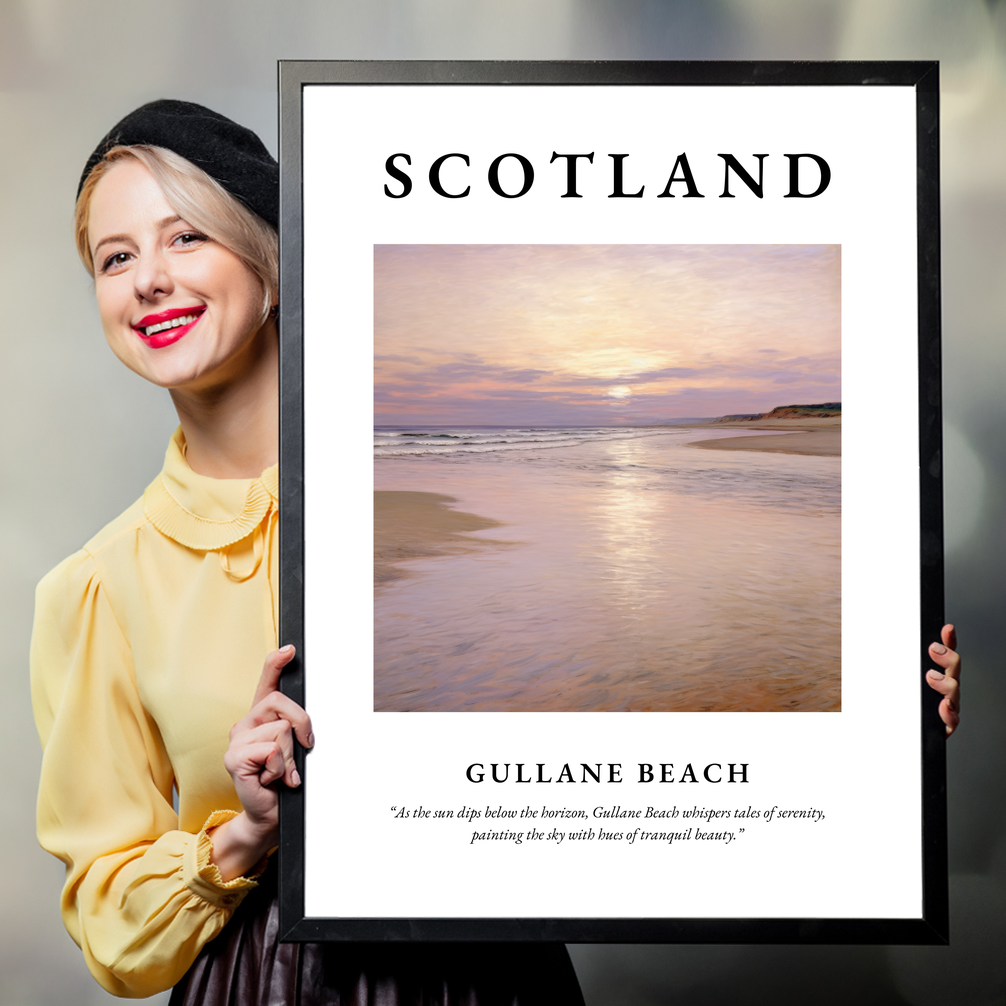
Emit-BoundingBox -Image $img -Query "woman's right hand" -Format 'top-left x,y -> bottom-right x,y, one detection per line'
209,645 -> 314,881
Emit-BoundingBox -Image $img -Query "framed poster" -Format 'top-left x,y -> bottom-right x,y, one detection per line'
277,61 -> 946,943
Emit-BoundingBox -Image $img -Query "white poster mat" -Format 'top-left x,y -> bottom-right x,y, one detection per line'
300,84 -> 919,920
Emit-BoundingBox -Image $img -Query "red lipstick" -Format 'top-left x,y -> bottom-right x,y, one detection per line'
132,306 -> 205,349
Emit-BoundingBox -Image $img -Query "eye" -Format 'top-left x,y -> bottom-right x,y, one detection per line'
100,251 -> 132,274
172,230 -> 208,249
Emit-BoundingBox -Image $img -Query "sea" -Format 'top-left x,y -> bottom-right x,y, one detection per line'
373,424 -> 841,713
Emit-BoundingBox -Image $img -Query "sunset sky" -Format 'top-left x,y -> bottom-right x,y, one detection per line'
374,245 -> 840,426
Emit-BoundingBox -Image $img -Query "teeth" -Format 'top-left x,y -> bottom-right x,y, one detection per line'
142,313 -> 199,337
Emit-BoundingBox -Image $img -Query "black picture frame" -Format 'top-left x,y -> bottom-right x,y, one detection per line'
277,60 -> 945,944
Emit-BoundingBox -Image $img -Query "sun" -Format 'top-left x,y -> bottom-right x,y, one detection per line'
607,385 -> 632,399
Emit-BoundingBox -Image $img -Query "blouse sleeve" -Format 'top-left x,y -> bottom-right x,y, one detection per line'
31,549 -> 262,998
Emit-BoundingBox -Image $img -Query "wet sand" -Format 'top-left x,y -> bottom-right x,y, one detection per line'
687,428 -> 841,457
374,491 -> 511,585
375,434 -> 840,712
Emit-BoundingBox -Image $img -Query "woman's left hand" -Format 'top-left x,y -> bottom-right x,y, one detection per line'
926,624 -> 961,737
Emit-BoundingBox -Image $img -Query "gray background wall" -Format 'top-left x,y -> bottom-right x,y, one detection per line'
1,1 -> 1003,1003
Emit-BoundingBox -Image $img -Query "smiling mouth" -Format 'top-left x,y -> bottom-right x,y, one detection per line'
143,313 -> 198,337
135,307 -> 206,338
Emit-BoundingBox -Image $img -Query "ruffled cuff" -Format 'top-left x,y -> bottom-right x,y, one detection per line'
182,810 -> 269,910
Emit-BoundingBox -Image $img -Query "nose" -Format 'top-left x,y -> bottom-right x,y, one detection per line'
133,247 -> 173,303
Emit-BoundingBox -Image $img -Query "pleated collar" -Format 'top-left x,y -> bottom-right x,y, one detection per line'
143,428 -> 279,551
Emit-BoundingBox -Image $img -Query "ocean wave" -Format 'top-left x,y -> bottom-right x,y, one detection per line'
373,426 -> 684,456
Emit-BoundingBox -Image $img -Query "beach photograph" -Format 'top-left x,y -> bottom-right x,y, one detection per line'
374,244 -> 841,712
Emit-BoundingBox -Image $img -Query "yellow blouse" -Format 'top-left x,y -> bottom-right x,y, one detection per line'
31,428 -> 279,998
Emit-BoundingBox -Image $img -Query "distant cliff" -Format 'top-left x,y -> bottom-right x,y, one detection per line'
713,402 -> 841,423
763,402 -> 841,419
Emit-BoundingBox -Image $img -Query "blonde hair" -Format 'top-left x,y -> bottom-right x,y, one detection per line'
75,145 -> 278,322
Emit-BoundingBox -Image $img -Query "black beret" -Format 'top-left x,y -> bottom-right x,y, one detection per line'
78,99 -> 278,228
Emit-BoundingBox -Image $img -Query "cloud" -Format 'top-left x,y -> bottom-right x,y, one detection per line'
374,244 -> 841,424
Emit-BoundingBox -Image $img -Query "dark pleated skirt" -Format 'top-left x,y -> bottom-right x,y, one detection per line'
169,869 -> 585,1006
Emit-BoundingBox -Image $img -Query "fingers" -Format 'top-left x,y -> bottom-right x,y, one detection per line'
252,644 -> 297,706
248,720 -> 298,788
221,646 -> 311,835
925,623 -> 957,680
941,623 -> 957,653
928,631 -> 961,683
924,679 -> 960,736
226,720 -> 301,788
926,667 -> 959,705
225,739 -> 289,788
245,644 -> 314,750
940,698 -> 960,736
233,689 -> 314,750
927,624 -> 961,737
928,643 -> 961,678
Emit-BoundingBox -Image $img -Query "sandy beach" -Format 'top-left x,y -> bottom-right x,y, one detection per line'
374,429 -> 840,712
374,490 -> 511,585
686,428 -> 841,457
707,417 -> 841,428
684,417 -> 840,457
371,242 -> 841,712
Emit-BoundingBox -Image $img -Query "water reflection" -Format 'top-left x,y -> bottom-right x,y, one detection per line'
374,431 -> 840,712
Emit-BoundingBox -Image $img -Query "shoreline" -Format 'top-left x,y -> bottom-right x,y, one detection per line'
685,428 -> 841,457
374,491 -> 512,585
684,418 -> 840,457
702,416 -> 841,429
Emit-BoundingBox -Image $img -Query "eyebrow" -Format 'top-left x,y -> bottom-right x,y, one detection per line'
91,215 -> 185,258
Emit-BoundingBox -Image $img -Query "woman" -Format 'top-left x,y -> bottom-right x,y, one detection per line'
31,100 -> 585,1003
33,99 -> 962,1003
